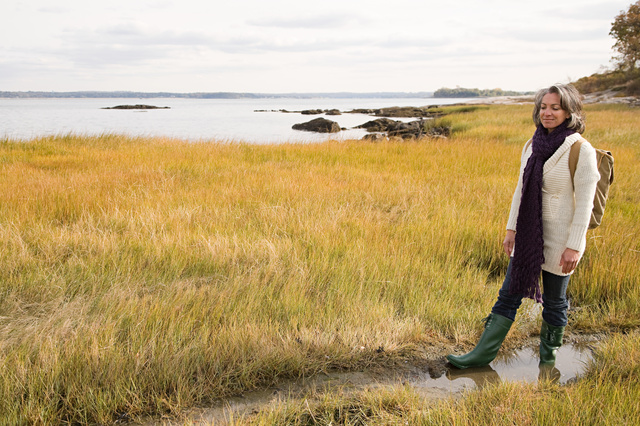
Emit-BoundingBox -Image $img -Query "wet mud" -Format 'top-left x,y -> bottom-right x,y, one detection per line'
152,339 -> 595,425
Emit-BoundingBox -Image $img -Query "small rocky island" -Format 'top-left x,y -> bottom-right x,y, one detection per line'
102,105 -> 170,110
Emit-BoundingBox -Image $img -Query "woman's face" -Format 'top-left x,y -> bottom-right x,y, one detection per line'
539,92 -> 570,132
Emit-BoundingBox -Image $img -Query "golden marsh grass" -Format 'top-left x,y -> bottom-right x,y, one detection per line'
0,104 -> 638,424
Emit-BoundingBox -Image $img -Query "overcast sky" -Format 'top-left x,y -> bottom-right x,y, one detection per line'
1,0 -> 633,93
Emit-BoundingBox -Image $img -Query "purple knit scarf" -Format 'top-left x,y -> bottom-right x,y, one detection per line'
510,120 -> 575,302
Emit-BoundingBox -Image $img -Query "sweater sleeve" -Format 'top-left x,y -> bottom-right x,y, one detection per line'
565,141 -> 600,251
506,141 -> 531,231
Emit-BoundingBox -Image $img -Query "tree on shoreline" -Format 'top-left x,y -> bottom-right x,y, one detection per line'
610,0 -> 640,71
573,1 -> 640,95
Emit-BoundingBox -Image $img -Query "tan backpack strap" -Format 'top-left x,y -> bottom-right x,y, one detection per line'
569,139 -> 583,186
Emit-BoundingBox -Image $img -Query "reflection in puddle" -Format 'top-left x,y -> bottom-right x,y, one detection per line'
151,343 -> 594,424
437,344 -> 593,393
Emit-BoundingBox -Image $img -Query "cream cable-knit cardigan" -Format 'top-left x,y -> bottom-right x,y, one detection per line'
507,133 -> 600,276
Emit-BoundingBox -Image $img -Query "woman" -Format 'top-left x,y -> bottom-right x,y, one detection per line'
447,84 -> 600,369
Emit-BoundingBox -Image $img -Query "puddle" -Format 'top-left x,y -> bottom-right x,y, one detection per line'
439,343 -> 593,391
144,342 -> 594,425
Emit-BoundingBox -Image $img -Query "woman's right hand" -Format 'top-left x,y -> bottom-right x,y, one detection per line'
503,230 -> 516,257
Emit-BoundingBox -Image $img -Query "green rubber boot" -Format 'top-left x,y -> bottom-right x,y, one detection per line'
446,313 -> 513,369
539,320 -> 565,366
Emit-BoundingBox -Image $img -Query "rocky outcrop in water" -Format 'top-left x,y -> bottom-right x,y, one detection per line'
292,117 -> 341,133
102,105 -> 170,110
347,106 -> 442,118
296,109 -> 342,115
356,118 -> 405,132
281,104 -> 452,138
357,118 -> 450,140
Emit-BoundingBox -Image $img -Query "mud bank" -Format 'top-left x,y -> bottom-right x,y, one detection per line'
142,335 -> 599,425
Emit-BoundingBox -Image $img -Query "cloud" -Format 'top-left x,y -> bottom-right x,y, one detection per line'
248,14 -> 358,29
373,34 -> 452,50
56,23 -> 372,62
2,0 -> 627,92
65,24 -> 212,47
60,45 -> 165,67
37,6 -> 69,14
48,18 -> 610,76
491,26 -> 609,44
544,1 -> 629,21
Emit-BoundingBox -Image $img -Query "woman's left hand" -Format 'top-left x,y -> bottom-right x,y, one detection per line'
559,248 -> 580,274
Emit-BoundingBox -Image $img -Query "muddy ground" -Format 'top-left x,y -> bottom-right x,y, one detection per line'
139,332 -> 603,425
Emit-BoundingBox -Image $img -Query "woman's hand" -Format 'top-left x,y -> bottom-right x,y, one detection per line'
560,248 -> 580,274
503,230 -> 516,257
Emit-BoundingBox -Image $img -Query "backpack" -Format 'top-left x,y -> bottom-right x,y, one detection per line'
523,137 -> 614,229
569,139 -> 614,229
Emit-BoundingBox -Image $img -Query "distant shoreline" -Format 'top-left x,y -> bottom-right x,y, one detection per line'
8,90 -> 630,104
0,91 -> 436,100
456,90 -> 640,106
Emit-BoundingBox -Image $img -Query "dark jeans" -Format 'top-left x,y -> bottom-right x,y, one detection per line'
491,259 -> 570,327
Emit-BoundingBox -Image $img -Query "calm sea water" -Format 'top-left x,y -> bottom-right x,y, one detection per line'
0,97 -> 471,143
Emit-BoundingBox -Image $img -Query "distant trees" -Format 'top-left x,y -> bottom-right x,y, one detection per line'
610,1 -> 640,71
433,87 -> 528,98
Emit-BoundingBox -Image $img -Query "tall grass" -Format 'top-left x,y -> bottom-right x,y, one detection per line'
0,104 -> 638,424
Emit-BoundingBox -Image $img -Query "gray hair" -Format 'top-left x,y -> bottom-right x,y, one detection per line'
532,84 -> 585,133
